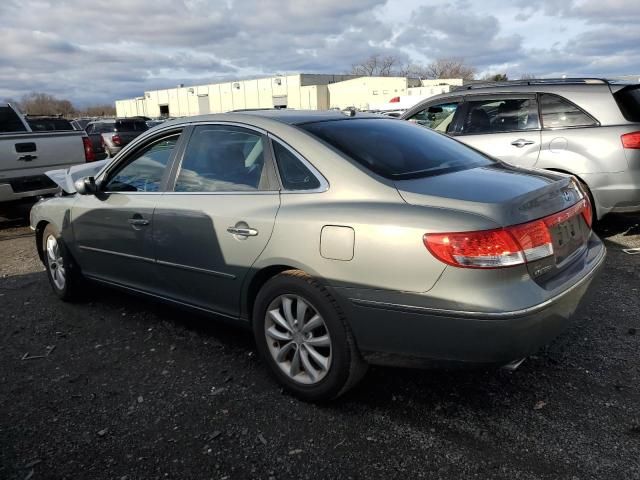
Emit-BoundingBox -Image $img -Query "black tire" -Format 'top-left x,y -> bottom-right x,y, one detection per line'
253,270 -> 368,402
42,224 -> 84,301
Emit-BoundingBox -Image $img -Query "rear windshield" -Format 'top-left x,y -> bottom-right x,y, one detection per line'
300,118 -> 493,179
115,120 -> 148,131
614,85 -> 640,122
26,118 -> 74,131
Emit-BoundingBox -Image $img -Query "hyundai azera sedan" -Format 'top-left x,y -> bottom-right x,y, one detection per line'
31,110 -> 605,401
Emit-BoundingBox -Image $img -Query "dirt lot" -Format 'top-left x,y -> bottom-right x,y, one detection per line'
1,203 -> 639,480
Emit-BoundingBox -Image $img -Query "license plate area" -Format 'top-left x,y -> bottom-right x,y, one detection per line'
550,214 -> 585,264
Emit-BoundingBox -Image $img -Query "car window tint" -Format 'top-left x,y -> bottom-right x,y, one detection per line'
301,118 -> 493,179
26,118 -> 74,131
614,85 -> 640,122
272,141 -> 320,190
116,120 -> 148,132
540,94 -> 598,128
175,125 -> 269,192
462,98 -> 539,134
0,106 -> 27,133
105,134 -> 179,192
407,102 -> 460,133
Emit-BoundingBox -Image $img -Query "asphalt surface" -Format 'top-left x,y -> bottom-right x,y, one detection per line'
1,202 -> 639,480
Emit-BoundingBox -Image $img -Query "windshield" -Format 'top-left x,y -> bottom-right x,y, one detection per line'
300,118 -> 493,179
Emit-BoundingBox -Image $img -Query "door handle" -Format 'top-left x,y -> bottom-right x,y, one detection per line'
18,155 -> 38,161
227,226 -> 258,237
510,139 -> 535,148
128,218 -> 150,227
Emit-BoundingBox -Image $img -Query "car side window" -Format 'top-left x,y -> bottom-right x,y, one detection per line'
104,134 -> 180,192
272,141 -> 321,190
175,125 -> 271,192
540,94 -> 598,128
461,97 -> 539,135
407,102 -> 460,133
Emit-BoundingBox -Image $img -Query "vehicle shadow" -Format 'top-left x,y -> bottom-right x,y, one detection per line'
0,201 -> 36,230
595,212 -> 640,239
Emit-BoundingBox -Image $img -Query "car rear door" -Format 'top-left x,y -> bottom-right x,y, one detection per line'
151,123 -> 281,318
451,94 -> 542,168
71,128 -> 184,291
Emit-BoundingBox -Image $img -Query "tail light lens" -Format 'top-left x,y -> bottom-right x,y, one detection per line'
424,199 -> 590,269
82,137 -> 96,162
621,131 -> 640,149
389,96 -> 400,103
111,134 -> 122,146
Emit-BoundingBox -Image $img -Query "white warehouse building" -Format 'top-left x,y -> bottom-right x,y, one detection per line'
115,73 -> 463,118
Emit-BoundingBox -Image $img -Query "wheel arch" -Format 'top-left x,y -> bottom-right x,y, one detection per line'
242,264 -> 299,322
35,220 -> 50,264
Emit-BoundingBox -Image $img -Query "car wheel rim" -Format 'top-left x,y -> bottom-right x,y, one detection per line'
264,294 -> 332,385
46,235 -> 66,290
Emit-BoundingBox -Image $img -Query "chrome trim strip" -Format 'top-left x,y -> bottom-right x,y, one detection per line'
156,259 -> 236,279
78,245 -> 155,263
349,246 -> 606,320
79,246 -> 236,279
84,275 -> 239,321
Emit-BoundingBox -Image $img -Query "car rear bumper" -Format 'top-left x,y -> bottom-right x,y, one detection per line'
336,235 -> 606,367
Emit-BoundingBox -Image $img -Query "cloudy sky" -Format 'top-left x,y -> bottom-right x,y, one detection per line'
1,0 -> 638,106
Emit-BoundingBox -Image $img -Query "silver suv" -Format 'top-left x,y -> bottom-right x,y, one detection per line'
401,78 -> 640,221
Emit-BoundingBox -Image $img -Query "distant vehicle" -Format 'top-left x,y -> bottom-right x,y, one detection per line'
71,118 -> 93,131
146,119 -> 166,129
31,110 -> 604,401
401,78 -> 640,221
0,103 -> 95,203
25,116 -> 74,132
85,118 -> 148,159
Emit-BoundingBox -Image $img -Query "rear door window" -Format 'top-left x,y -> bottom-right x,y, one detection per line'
540,94 -> 598,128
613,85 -> 640,122
461,97 -> 539,134
407,101 -> 461,133
0,106 -> 27,133
300,118 -> 493,179
174,125 -> 273,192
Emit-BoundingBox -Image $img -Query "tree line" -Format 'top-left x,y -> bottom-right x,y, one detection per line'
350,55 -> 535,82
4,92 -> 116,117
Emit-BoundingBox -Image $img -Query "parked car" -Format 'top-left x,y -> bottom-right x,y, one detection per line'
70,118 -> 93,131
31,111 -> 605,401
0,103 -> 95,204
85,118 -> 148,159
25,116 -> 75,132
401,78 -> 640,221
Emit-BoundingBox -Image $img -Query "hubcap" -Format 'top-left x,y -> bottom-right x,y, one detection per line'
264,294 -> 332,385
46,235 -> 66,290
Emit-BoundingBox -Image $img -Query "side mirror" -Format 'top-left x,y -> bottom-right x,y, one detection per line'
74,176 -> 98,195
427,106 -> 443,114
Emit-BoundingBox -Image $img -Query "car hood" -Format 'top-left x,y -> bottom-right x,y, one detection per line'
394,163 -> 580,227
45,160 -> 110,194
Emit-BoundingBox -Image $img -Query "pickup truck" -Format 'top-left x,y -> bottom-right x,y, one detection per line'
0,103 -> 95,203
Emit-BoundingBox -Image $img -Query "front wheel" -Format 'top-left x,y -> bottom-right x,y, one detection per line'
42,225 -> 83,301
253,270 -> 367,402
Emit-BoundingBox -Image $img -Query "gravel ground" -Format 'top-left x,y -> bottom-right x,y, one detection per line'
1,203 -> 639,480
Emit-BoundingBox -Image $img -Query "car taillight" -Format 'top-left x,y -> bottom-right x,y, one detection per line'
621,131 -> 640,149
389,96 -> 400,103
424,199 -> 590,269
112,134 -> 122,146
82,137 -> 96,162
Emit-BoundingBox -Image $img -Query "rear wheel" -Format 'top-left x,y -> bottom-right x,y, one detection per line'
253,270 -> 367,402
42,225 -> 83,301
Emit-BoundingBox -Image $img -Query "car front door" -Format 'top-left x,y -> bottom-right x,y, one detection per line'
152,124 -> 281,318
451,94 -> 542,168
71,129 -> 183,291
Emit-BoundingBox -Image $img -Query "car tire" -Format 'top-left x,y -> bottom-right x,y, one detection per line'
253,270 -> 368,402
42,224 -> 84,302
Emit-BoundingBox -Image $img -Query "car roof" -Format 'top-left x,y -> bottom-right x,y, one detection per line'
157,109 -> 385,129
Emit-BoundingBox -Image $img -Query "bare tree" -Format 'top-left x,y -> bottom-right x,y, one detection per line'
82,104 -> 116,117
519,73 -> 537,80
423,58 -> 476,80
20,92 -> 76,116
483,73 -> 509,82
350,54 -> 403,77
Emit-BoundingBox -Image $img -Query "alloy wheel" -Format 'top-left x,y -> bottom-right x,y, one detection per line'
264,294 -> 332,385
46,235 -> 66,290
